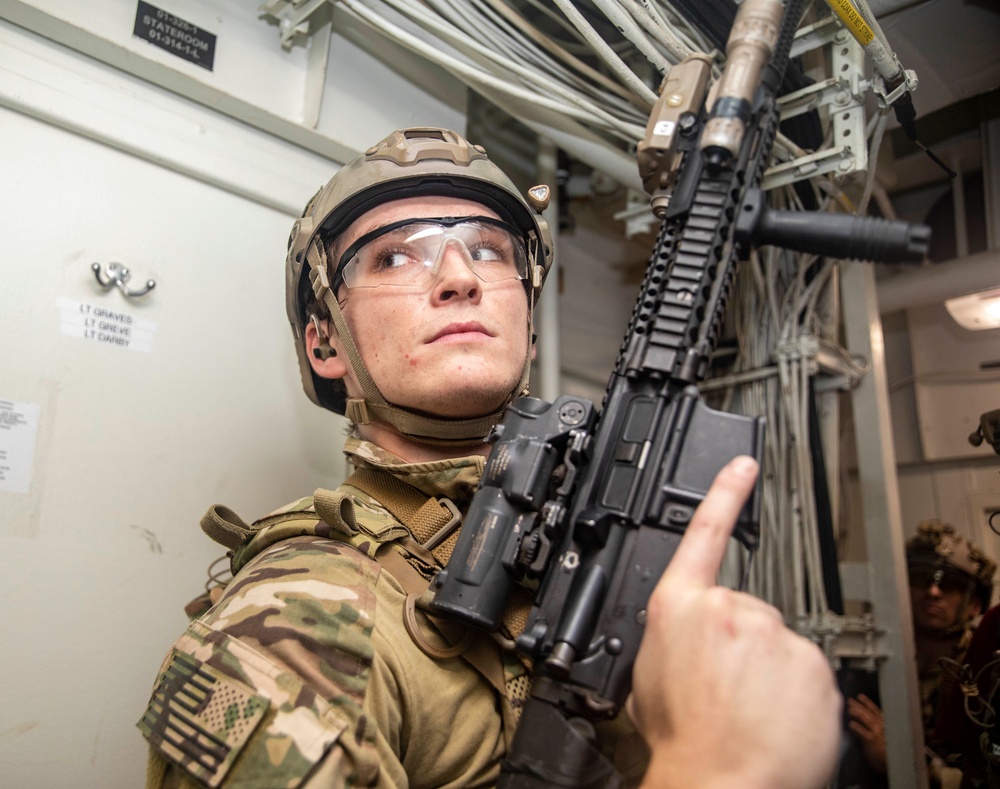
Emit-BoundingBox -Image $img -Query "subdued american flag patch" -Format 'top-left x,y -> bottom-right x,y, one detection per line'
138,650 -> 267,787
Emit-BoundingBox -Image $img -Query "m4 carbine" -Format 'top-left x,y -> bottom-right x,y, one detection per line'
433,0 -> 930,785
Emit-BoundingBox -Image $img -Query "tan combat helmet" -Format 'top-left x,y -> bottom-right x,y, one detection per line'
906,519 -> 996,611
286,127 -> 554,446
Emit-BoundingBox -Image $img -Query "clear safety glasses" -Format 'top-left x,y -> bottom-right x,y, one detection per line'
333,216 -> 530,291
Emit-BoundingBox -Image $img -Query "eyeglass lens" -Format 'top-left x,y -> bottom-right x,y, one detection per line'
339,218 -> 528,289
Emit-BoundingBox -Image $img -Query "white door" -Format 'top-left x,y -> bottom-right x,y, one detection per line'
0,85 -> 346,789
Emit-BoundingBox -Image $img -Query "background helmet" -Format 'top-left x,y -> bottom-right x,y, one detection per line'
285,127 -> 553,437
906,519 -> 996,611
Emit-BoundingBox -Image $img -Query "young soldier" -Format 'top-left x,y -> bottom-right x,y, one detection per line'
848,521 -> 995,785
139,128 -> 840,789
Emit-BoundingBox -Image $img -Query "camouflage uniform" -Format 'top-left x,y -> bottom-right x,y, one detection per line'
906,520 -> 997,786
139,438 -> 645,788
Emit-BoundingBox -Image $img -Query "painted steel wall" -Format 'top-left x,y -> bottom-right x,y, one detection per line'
0,5 -> 467,786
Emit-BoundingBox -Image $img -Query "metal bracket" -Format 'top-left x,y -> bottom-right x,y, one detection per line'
796,613 -> 887,671
763,19 -> 869,190
612,189 -> 660,238
774,334 -> 869,391
873,67 -> 918,109
259,0 -> 330,48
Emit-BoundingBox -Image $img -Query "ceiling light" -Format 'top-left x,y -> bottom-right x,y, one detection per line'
944,288 -> 1000,330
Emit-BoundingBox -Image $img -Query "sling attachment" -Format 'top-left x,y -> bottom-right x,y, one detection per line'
339,466 -> 465,565
404,591 -> 475,659
339,468 -> 536,646
373,543 -> 479,664
186,507 -> 256,618
423,498 -> 463,551
200,505 -> 254,552
315,466 -> 482,663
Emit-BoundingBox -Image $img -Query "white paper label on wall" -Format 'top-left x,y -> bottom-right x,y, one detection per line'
0,399 -> 40,494
57,298 -> 157,352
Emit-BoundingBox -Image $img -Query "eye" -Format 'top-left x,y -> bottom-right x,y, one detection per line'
468,232 -> 516,266
375,249 -> 414,270
469,245 -> 505,264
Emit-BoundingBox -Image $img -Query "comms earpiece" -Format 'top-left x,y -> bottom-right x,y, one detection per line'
310,315 -> 337,360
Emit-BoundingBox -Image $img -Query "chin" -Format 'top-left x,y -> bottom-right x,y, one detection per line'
440,396 -> 511,420
405,383 -> 515,420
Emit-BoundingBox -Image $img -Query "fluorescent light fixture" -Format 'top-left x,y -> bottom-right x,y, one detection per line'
944,287 -> 1000,330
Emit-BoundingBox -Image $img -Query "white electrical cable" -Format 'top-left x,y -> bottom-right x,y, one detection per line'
549,0 -> 659,106
848,0 -> 897,62
823,0 -> 904,86
425,0 -> 647,123
589,0 -> 676,73
724,216 -> 844,624
480,0 -> 647,108
426,0 -> 519,60
338,0 -> 645,141
615,0 -> 692,63
518,0 -> 592,51
461,0 -> 651,119
381,0 -> 650,136
639,0 -> 670,31
655,0 -> 715,55
858,107 -> 890,213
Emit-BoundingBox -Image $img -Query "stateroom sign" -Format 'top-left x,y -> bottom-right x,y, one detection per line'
133,2 -> 217,71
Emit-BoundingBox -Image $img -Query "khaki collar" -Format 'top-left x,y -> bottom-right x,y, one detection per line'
344,437 -> 485,507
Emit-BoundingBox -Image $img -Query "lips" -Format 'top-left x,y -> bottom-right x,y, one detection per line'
427,322 -> 493,343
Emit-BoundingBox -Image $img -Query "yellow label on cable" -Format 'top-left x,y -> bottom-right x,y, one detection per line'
828,0 -> 875,45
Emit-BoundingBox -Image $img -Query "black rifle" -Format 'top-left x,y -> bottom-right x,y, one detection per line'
432,0 -> 930,785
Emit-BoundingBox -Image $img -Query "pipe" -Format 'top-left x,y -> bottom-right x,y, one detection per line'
535,138 -> 562,401
876,249 -> 1000,314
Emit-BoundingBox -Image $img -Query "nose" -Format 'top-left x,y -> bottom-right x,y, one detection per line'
431,239 -> 481,303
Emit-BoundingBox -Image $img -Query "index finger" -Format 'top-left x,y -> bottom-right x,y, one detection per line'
657,455 -> 759,591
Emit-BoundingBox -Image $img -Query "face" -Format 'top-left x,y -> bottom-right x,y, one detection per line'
316,195 -> 531,420
909,565 -> 980,634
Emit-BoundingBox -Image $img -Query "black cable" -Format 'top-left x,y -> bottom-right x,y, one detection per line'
890,89 -> 956,179
809,379 -> 844,614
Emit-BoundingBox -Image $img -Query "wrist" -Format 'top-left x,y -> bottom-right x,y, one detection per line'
638,749 -> 770,789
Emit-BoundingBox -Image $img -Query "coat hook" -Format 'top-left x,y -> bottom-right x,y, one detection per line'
91,262 -> 156,298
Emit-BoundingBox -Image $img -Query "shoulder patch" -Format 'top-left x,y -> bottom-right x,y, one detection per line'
140,617 -> 352,788
138,650 -> 267,787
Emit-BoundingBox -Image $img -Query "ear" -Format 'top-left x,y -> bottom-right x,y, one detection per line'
305,319 -> 349,381
969,596 -> 983,620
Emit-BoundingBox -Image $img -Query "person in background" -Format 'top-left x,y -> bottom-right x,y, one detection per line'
848,520 -> 996,786
138,127 -> 841,789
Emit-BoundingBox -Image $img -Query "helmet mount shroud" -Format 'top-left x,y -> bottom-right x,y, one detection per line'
286,128 -> 553,447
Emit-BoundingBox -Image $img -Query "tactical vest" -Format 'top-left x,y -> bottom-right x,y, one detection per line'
197,466 -> 534,724
145,461 -> 646,787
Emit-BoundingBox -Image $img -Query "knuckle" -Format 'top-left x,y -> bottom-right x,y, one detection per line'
702,586 -> 736,612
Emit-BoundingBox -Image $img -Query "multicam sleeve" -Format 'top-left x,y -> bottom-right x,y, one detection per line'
139,536 -> 392,788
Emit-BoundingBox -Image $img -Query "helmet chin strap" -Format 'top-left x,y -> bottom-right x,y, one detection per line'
309,253 -> 532,448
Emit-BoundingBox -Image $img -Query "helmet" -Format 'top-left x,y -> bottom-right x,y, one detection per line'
286,127 -> 554,445
906,520 -> 996,611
